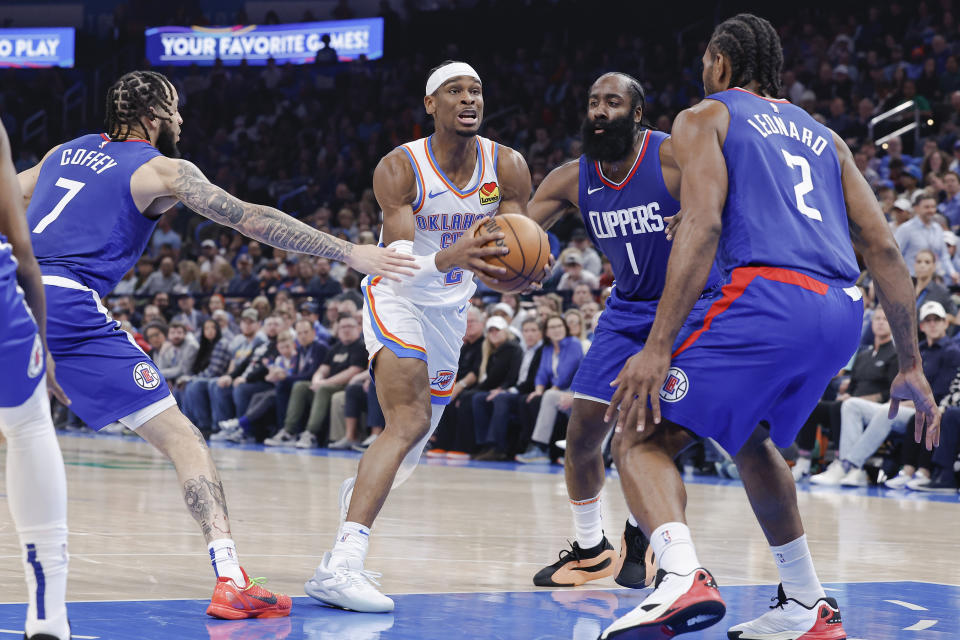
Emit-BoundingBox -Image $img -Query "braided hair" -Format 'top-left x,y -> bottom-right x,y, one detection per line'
708,13 -> 783,97
104,71 -> 177,141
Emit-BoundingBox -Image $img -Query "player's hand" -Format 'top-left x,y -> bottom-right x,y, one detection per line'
436,217 -> 508,282
344,244 -> 418,282
664,211 -> 684,241
606,346 -> 672,432
520,253 -> 556,293
889,366 -> 940,450
45,352 -> 71,406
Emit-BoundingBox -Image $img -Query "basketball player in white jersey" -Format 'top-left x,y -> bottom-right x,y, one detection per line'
304,61 -> 533,612
0,119 -> 72,640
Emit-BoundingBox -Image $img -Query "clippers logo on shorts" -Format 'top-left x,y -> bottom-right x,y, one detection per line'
659,367 -> 689,403
133,361 -> 161,390
430,369 -> 455,390
479,181 -> 500,205
27,334 -> 44,378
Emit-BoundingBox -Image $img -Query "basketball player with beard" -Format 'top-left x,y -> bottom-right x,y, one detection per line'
16,70 -> 414,620
303,60 -> 533,613
526,72 -> 721,590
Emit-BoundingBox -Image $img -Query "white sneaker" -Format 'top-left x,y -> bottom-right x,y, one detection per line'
840,467 -> 868,487
210,423 -> 241,442
264,430 -> 297,447
304,552 -> 394,613
600,568 -> 725,638
791,457 -> 811,482
296,431 -> 318,449
338,476 -> 356,528
727,584 -> 845,639
329,436 -> 360,450
809,460 -> 845,486
906,473 -> 931,490
218,418 -> 240,431
884,469 -> 912,489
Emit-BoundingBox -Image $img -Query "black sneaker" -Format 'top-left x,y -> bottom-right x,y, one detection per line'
614,520 -> 656,588
533,538 -> 617,587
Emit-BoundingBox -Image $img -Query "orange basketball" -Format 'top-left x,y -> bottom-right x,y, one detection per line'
473,214 -> 551,293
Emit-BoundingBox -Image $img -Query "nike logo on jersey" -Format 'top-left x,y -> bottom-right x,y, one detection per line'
587,186 -> 604,195
428,189 -> 448,199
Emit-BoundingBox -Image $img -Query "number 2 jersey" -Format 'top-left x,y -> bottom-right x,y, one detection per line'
26,134 -> 163,297
578,129 -> 720,302
705,88 -> 860,286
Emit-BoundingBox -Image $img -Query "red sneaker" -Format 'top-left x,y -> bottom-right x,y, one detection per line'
600,567 -> 726,639
206,568 -> 292,620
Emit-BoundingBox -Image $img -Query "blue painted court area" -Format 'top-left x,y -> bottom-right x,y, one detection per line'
1,581 -> 956,639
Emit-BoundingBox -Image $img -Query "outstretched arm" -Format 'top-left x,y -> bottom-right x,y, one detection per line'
527,160 -> 578,231
835,131 -> 938,448
144,157 -> 414,279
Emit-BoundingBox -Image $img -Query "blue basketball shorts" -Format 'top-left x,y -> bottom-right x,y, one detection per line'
0,272 -> 45,408
42,276 -> 175,430
659,266 -> 864,456
571,288 -> 718,404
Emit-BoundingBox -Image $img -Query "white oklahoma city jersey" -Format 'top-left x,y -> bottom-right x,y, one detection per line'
365,134 -> 502,307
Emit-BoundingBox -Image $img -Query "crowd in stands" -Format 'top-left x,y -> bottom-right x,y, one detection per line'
10,0 -> 960,493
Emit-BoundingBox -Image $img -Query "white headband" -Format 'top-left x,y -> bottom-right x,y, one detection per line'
425,62 -> 481,96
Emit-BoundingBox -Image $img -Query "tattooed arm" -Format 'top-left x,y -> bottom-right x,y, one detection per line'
835,131 -> 939,448
133,157 -> 415,278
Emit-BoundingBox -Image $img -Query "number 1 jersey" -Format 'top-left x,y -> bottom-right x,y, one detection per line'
706,88 -> 860,286
26,133 -> 163,297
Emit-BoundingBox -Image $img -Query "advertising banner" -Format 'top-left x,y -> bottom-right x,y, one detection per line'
0,28 -> 75,68
145,18 -> 384,66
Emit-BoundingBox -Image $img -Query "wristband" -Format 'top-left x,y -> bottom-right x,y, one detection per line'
388,240 -> 442,285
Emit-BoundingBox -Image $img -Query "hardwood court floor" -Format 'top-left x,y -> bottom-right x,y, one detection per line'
0,434 -> 958,639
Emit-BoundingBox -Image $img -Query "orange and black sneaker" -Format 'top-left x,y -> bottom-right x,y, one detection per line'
613,519 -> 657,589
533,538 -> 617,587
206,567 -> 292,620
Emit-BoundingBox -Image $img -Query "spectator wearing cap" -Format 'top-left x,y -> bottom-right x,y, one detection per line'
938,171 -> 960,228
198,239 -> 228,274
792,306 -> 900,480
944,231 -> 960,275
569,228 -> 602,275
258,260 -> 282,295
181,308 -> 265,431
226,253 -> 260,297
895,193 -> 959,283
913,249 -> 956,324
557,249 -> 600,292
137,256 -> 182,296
888,196 -> 913,232
899,164 -> 924,202
489,301 -> 521,340
813,300 -> 960,487
306,257 -> 343,300
299,300 -> 332,346
171,294 -> 206,336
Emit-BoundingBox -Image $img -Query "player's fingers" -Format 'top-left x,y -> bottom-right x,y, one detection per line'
615,387 -> 636,433
887,398 -> 900,420
48,378 -> 71,406
914,408 -> 923,444
650,383 -> 662,425
607,382 -> 625,423
383,250 -> 417,262
472,231 -> 506,246
635,392 -> 646,432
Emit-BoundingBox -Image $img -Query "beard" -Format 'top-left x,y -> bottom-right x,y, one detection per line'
156,124 -> 181,158
580,113 -> 638,163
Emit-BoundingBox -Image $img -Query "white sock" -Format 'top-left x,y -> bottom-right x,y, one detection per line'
650,522 -> 700,575
627,513 -> 639,528
331,521 -> 370,569
569,494 -> 604,549
208,539 -> 244,584
0,381 -> 70,640
771,535 -> 826,607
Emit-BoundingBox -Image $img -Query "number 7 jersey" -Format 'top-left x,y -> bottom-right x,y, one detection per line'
26,134 -> 163,297
706,88 -> 860,286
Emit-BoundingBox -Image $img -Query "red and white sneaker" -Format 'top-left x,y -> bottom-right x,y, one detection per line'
206,567 -> 292,619
727,584 -> 845,639
600,567 -> 726,639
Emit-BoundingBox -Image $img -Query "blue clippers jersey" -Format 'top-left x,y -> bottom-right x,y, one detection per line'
27,133 -> 162,296
707,88 -> 860,286
578,130 -> 720,301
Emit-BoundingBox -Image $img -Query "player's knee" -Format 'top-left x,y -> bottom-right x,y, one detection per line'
565,418 -> 606,456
